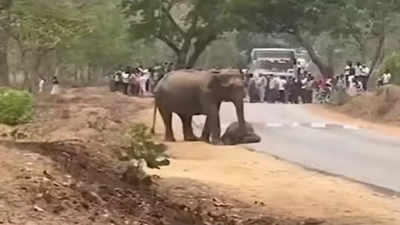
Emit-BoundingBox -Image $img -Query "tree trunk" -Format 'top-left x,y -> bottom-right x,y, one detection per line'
359,42 -> 367,63
294,30 -> 334,78
327,45 -> 335,72
54,66 -> 60,78
76,69 -> 81,82
0,36 -> 8,85
368,32 -> 385,77
175,52 -> 187,69
0,1 -> 11,86
30,51 -> 46,93
187,36 -> 217,69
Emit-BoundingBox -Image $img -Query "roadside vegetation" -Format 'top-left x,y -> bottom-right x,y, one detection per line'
336,85 -> 400,125
0,88 -> 34,125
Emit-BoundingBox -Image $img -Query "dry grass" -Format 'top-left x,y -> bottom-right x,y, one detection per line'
338,85 -> 400,125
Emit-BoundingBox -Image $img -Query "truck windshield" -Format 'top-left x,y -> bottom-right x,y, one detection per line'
253,58 -> 294,72
253,51 -> 294,60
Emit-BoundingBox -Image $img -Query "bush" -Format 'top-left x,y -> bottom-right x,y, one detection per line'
121,123 -> 169,169
378,52 -> 400,85
0,88 -> 34,126
329,88 -> 350,106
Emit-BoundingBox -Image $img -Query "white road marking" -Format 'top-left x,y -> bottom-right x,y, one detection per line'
266,123 -> 284,127
291,122 -> 300,127
343,125 -> 360,130
310,122 -> 326,128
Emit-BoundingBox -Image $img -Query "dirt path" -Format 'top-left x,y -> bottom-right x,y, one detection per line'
141,109 -> 400,225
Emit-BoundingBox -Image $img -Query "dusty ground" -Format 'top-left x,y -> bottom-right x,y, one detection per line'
141,108 -> 400,225
1,87 -> 399,225
0,87 -> 308,225
324,85 -> 400,129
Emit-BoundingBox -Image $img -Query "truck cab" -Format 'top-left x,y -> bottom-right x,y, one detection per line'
247,48 -> 298,78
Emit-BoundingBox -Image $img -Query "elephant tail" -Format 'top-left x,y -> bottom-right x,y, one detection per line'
151,101 -> 157,134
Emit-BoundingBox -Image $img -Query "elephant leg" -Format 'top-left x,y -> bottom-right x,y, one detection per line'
207,107 -> 223,145
178,114 -> 198,141
159,108 -> 175,142
200,117 -> 211,143
201,102 -> 221,143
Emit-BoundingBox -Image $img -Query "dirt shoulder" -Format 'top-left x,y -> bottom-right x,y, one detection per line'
307,85 -> 400,137
307,104 -> 400,138
140,109 -> 400,225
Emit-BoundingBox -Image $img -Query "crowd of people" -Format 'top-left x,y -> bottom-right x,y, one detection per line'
109,62 -> 173,96
246,70 -> 316,104
246,60 -> 394,104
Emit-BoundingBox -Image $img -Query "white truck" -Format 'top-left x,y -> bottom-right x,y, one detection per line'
247,48 -> 298,78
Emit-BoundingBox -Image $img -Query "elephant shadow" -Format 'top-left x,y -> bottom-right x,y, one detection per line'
221,121 -> 261,146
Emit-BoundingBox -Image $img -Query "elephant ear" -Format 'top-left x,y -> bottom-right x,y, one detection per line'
208,74 -> 233,90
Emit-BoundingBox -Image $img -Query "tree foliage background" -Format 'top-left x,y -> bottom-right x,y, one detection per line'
0,0 -> 399,89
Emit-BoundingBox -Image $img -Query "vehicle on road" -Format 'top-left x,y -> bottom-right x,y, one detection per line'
247,48 -> 298,78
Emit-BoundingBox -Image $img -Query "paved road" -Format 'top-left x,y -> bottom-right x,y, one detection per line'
193,103 -> 400,193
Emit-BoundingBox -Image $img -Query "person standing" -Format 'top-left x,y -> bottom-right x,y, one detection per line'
355,62 -> 363,84
50,76 -> 59,95
360,64 -> 370,91
269,75 -> 280,103
278,76 -> 287,103
255,74 -> 267,102
344,61 -> 355,88
382,70 -> 392,86
39,77 -> 45,93
304,74 -> 315,103
121,67 -> 131,95
248,74 -> 258,103
138,70 -> 149,97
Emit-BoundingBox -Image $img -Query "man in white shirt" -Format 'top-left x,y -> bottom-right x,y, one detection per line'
255,73 -> 267,102
269,75 -> 280,103
278,76 -> 287,103
382,70 -> 392,85
121,67 -> 131,95
39,78 -> 45,93
138,70 -> 150,96
360,64 -> 370,91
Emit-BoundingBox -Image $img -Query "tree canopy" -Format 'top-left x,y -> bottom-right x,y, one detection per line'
121,0 -> 236,69
231,0 -> 400,77
1,0 -> 400,88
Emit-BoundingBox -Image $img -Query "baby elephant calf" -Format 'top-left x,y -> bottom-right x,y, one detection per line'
221,122 -> 261,145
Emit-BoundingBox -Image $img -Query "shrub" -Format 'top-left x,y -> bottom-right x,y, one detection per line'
378,52 -> 400,85
121,123 -> 169,169
0,88 -> 34,126
329,88 -> 350,106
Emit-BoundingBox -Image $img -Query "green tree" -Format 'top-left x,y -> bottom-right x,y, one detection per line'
334,0 -> 400,76
232,0 -> 350,77
57,0 -> 135,81
232,0 -> 400,78
121,0 -> 235,69
9,0 -> 90,90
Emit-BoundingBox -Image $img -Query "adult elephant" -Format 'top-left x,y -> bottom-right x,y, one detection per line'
151,69 -> 246,145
